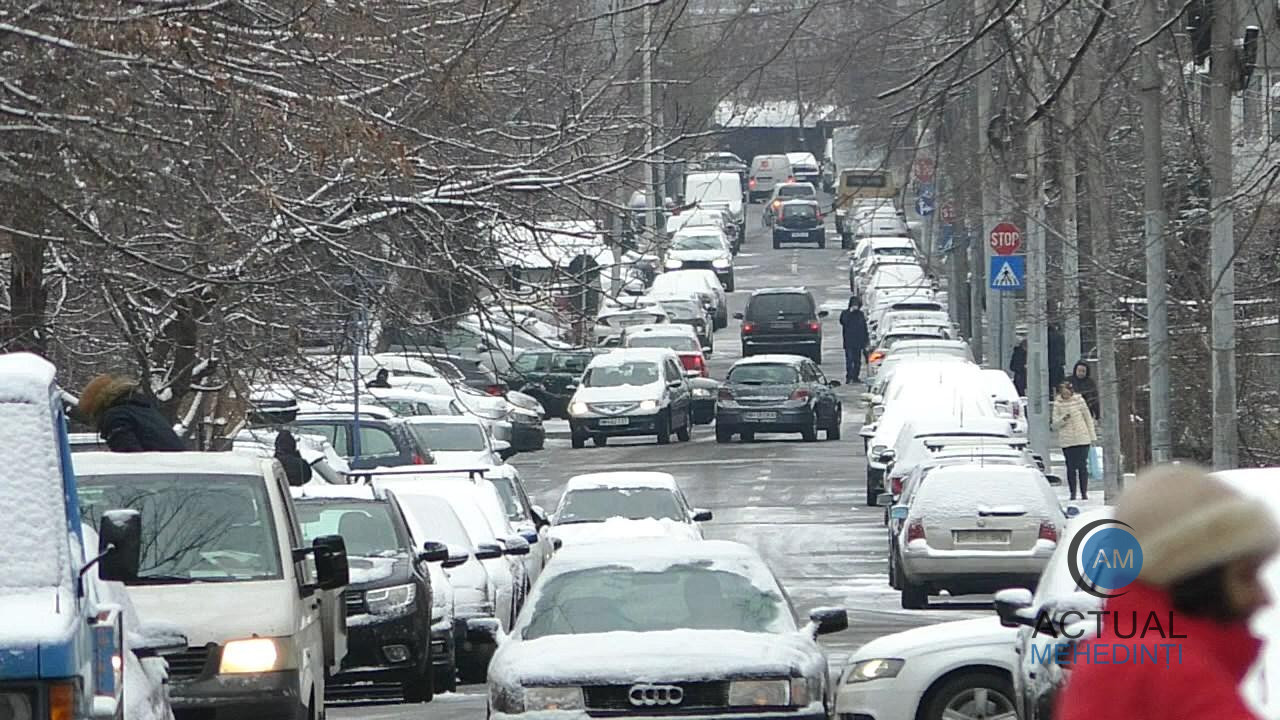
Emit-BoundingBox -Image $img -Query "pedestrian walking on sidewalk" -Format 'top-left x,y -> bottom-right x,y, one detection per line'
1056,464 -> 1280,720
839,297 -> 869,384
1009,338 -> 1028,396
1051,382 -> 1096,500
1067,360 -> 1099,419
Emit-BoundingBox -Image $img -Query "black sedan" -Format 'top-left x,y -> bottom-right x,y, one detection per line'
509,349 -> 607,419
715,355 -> 842,443
295,495 -> 448,702
481,539 -> 847,720
771,200 -> 826,249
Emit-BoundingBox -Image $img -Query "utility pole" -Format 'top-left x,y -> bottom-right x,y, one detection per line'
976,0 -> 995,368
1209,0 -> 1238,469
642,2 -> 661,238
1141,0 -> 1171,463
1061,78 -> 1081,365
1024,0 -> 1051,466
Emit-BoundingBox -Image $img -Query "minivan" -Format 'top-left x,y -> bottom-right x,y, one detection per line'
682,171 -> 745,237
735,287 -> 828,362
75,451 -> 351,720
748,154 -> 792,202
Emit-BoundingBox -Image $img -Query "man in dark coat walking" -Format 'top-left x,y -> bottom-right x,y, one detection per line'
367,368 -> 392,388
1047,323 -> 1066,391
274,431 -> 313,486
79,374 -> 186,452
1010,338 -> 1028,396
839,297 -> 870,383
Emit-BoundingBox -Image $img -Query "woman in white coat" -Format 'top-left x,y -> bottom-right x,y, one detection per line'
1052,382 -> 1097,500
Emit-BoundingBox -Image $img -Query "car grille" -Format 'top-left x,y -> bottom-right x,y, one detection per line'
166,646 -> 214,682
589,402 -> 638,415
679,260 -> 715,271
583,681 -> 728,713
345,589 -> 366,614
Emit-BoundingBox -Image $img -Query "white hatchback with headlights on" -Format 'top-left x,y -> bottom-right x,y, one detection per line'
836,617 -> 1019,720
665,228 -> 736,292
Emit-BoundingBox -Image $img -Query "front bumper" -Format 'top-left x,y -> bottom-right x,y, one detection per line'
492,704 -> 827,720
836,676 -> 922,720
171,669 -> 303,720
571,413 -> 663,437
717,406 -> 813,432
511,421 -> 546,451
329,610 -> 427,687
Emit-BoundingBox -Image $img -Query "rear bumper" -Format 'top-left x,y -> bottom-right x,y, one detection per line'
742,336 -> 820,352
717,406 -> 813,432
774,228 -> 825,243
494,706 -> 827,720
902,542 -> 1055,587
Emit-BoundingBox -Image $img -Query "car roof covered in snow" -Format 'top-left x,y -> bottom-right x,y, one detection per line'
292,483 -> 380,502
542,539 -> 774,585
908,415 -> 1011,438
565,472 -> 679,491
586,348 -> 679,367
867,236 -> 916,248
74,451 -> 270,477
731,354 -> 807,367
623,324 -> 698,338
0,352 -> 57,403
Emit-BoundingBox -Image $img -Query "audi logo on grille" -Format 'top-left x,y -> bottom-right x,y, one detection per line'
628,684 -> 684,706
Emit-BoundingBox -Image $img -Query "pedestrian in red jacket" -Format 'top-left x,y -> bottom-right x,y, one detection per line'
1056,465 -> 1280,720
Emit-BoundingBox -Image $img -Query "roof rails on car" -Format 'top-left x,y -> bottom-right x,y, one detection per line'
345,466 -> 491,484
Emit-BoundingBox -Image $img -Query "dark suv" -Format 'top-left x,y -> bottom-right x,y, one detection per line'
772,199 -> 826,249
735,288 -> 828,362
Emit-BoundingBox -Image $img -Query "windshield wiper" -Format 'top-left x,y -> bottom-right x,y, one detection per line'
554,519 -> 603,526
131,574 -> 206,585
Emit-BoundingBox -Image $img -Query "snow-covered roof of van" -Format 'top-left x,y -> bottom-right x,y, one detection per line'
0,352 -> 56,404
566,472 -> 678,491
74,451 -> 268,477
493,221 -> 611,269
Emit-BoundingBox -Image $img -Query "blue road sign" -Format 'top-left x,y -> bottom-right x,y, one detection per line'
916,195 -> 936,216
990,255 -> 1025,291
917,181 -> 935,199
938,224 -> 954,253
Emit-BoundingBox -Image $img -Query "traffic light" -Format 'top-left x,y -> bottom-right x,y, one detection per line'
1185,0 -> 1212,63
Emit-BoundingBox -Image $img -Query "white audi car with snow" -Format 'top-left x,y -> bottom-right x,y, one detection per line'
548,472 -> 711,547
483,540 -> 847,720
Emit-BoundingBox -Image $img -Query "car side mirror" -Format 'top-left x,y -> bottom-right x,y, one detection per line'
733,312 -> 744,320
311,534 -> 350,590
876,493 -> 895,507
476,344 -> 488,353
828,380 -> 842,388
877,450 -> 896,464
96,509 -> 142,582
443,544 -> 469,569
994,588 -> 1037,629
504,536 -> 531,556
693,509 -> 713,522
552,537 -> 564,551
860,424 -> 877,438
703,347 -> 712,358
807,607 -> 849,636
131,623 -> 188,659
817,310 -> 830,318
419,540 -> 450,564
668,380 -> 684,389
474,542 -> 503,560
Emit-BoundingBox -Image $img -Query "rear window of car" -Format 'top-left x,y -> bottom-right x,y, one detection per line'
777,185 -> 814,198
551,353 -> 593,373
747,293 -> 813,319
727,364 -> 800,384
627,334 -> 699,351
913,469 -> 1050,513
781,204 -> 817,220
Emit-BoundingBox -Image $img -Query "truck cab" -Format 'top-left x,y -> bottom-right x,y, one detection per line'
0,353 -> 161,719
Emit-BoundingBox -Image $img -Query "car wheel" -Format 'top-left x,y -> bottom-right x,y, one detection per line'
741,430 -> 755,442
826,407 -> 842,440
817,237 -> 826,249
725,274 -> 735,292
570,432 -> 586,449
717,308 -> 728,329
716,425 -> 733,443
801,413 -> 818,442
890,551 -> 905,590
656,412 -> 671,445
434,661 -> 458,693
402,661 -> 435,703
900,577 -> 928,609
772,237 -> 781,249
865,472 -> 878,507
593,434 -> 608,447
920,671 -> 1016,720
676,410 -> 692,441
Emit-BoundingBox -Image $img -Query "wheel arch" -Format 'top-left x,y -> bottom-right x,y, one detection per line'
914,664 -> 1014,720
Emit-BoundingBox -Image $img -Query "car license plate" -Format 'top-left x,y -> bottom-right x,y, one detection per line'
792,231 -> 809,238
743,411 -> 778,421
770,321 -> 792,329
953,530 -> 1011,544
597,417 -> 630,426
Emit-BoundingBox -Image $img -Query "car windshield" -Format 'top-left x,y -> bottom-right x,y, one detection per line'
556,487 -> 683,523
521,564 -> 790,638
77,474 -> 282,583
782,204 -> 817,220
297,501 -> 401,557
777,185 -> 814,198
728,364 -> 799,385
393,493 -> 474,549
600,313 -> 665,328
748,294 -> 812,318
627,334 -> 699,351
582,361 -> 660,387
672,234 -> 724,251
408,423 -> 488,452
551,353 -> 594,373
488,478 -> 526,523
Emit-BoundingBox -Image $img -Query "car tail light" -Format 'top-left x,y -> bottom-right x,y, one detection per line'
891,475 -> 904,495
749,178 -> 757,189
1039,520 -> 1058,542
906,519 -> 925,542
790,389 -> 810,401
868,350 -> 884,363
412,454 -> 429,465
742,322 -> 755,333
772,199 -> 782,209
806,321 -> 820,332
485,384 -> 504,396
718,387 -> 735,402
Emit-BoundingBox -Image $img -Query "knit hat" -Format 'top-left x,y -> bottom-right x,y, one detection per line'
1114,464 -> 1280,587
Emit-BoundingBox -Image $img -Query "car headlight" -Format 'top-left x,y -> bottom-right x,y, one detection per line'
712,257 -> 731,268
728,679 -> 792,707
219,637 -> 293,674
508,408 -> 539,424
692,387 -> 711,397
524,686 -> 584,711
666,258 -> 684,269
569,401 -> 590,416
639,399 -> 658,411
844,658 -> 905,683
366,583 -> 417,615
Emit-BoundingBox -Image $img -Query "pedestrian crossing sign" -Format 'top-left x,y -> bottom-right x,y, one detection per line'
989,255 -> 1024,291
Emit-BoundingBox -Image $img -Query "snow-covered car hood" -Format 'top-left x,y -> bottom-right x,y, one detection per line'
347,555 -> 407,587
549,518 -> 701,546
0,586 -> 78,675
572,383 -> 661,405
849,616 -> 1014,661
493,628 -> 821,686
670,249 -> 729,263
128,580 -> 297,646
432,450 -> 499,468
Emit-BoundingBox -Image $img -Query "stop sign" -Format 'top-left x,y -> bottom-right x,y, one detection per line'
989,222 -> 1022,256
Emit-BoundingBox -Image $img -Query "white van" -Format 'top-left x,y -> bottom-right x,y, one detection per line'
682,171 -> 744,236
748,154 -> 792,202
75,452 -> 350,720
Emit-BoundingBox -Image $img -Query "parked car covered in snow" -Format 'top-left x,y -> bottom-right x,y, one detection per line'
548,472 -> 711,547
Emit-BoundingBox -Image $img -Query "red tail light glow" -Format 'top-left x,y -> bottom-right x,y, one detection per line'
806,321 -> 820,332
749,178 -> 757,189
891,476 -> 904,495
790,389 -> 811,401
412,454 -> 428,465
868,350 -> 885,363
742,322 -> 755,333
1039,521 -> 1059,542
906,520 -> 925,542
485,384 -> 504,396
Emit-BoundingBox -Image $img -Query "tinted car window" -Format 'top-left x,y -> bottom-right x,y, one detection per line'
297,502 -> 401,557
671,234 -> 724,251
408,423 -> 487,452
359,427 -> 399,456
781,204 -> 817,220
626,335 -> 699,351
777,185 -> 814,198
513,352 -> 552,374
583,362 -> 660,387
657,300 -> 700,321
551,352 -> 593,373
747,293 -> 813,319
727,364 -> 800,384
556,487 -> 684,523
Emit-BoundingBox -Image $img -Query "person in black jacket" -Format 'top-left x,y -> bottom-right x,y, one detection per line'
1067,360 -> 1100,419
367,368 -> 391,388
1048,323 -> 1066,392
274,431 -> 313,486
838,297 -> 870,383
1010,338 -> 1028,397
79,374 -> 186,452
